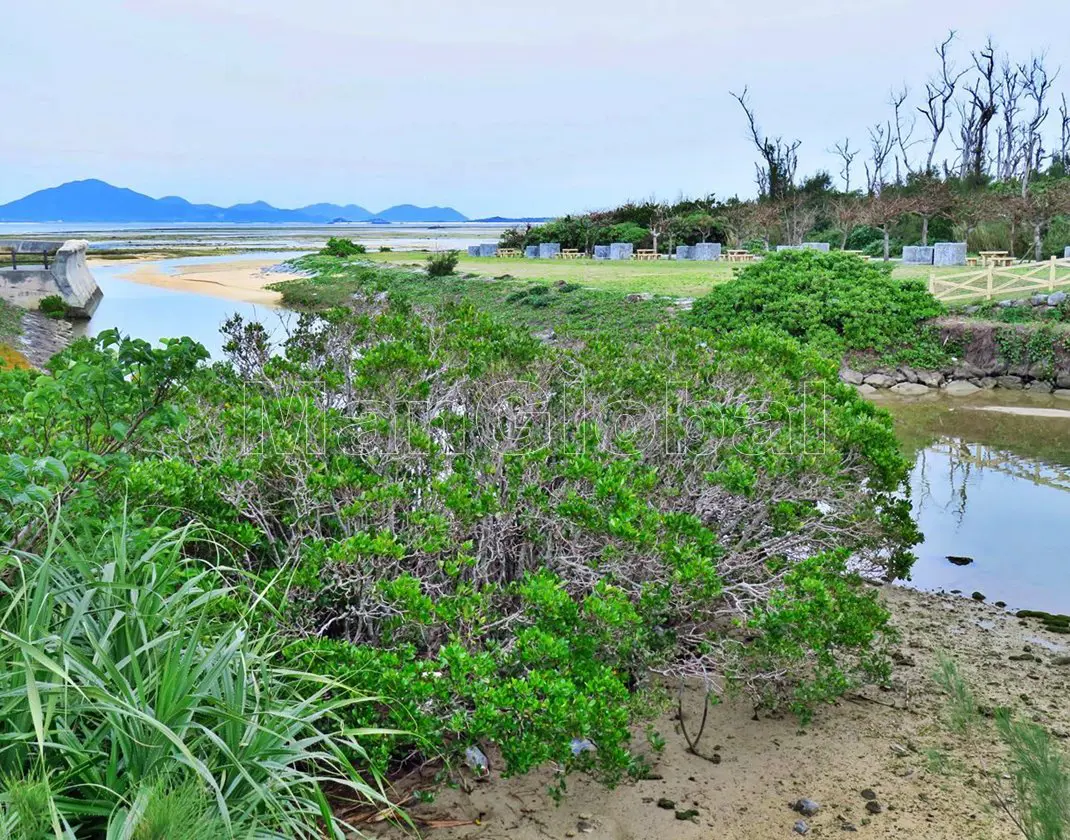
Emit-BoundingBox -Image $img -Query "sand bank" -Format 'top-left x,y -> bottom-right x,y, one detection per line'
114,258 -> 299,306
367,586 -> 1070,839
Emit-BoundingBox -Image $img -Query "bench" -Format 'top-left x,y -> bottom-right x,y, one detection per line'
560,249 -> 583,260
634,249 -> 658,261
497,248 -> 521,258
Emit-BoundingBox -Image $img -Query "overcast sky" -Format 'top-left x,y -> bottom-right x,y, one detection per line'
1,0 -> 1068,217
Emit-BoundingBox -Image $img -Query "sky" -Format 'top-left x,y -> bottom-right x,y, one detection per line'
1,0 -> 1069,217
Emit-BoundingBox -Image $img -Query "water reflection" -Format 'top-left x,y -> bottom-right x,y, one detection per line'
878,394 -> 1070,614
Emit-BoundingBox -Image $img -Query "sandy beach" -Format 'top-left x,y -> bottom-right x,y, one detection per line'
104,257 -> 301,306
366,585 -> 1070,840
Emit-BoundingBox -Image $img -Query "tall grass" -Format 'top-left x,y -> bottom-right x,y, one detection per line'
0,521 -> 388,839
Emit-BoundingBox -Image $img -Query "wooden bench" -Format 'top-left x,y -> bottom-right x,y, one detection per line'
634,249 -> 659,261
497,248 -> 521,258
966,256 -> 980,267
560,249 -> 583,260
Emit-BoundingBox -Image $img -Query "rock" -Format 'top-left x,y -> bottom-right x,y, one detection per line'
1048,291 -> 1067,306
533,329 -> 557,343
794,820 -> 810,835
675,809 -> 699,821
865,801 -> 883,815
1052,656 -> 1070,667
899,366 -> 919,383
840,368 -> 865,386
972,591 -> 986,602
890,743 -> 910,756
979,377 -> 997,389
656,798 -> 676,810
890,382 -> 931,396
1027,380 -> 1054,394
625,293 -> 654,303
570,738 -> 596,755
864,373 -> 897,389
860,789 -> 877,801
1055,390 -> 1070,400
916,369 -> 945,387
1032,293 -> 1049,306
892,651 -> 917,667
840,823 -> 858,832
953,361 -> 986,379
792,799 -> 821,817
947,555 -> 975,566
998,298 -> 1015,308
464,745 -> 489,774
856,384 -> 878,396
944,380 -> 980,397
1056,373 -> 1070,389
963,305 -> 980,315
997,375 -> 1024,389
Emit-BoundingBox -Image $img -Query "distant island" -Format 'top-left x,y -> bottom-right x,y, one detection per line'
0,179 -> 471,224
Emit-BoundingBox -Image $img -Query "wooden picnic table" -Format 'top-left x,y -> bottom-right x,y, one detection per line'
634,249 -> 658,261
560,249 -> 583,260
497,248 -> 521,258
724,250 -> 756,263
979,250 -> 1010,267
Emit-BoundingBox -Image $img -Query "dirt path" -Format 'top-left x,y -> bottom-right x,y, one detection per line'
364,586 -> 1070,839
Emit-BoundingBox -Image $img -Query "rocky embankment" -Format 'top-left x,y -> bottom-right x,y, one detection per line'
17,311 -> 74,368
843,309 -> 1070,398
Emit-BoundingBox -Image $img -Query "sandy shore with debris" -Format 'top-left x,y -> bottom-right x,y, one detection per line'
113,258 -> 299,306
366,585 -> 1069,839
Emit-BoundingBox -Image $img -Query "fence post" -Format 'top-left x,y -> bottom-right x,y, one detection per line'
986,264 -> 993,300
1051,255 -> 1057,292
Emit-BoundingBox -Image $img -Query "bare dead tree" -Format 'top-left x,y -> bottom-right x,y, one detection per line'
827,194 -> 866,249
865,122 -> 895,194
959,38 -> 999,178
829,137 -> 859,192
1019,54 -> 1058,196
996,59 -> 1023,180
891,85 -> 918,178
1059,94 -> 1070,168
730,87 -> 800,200
917,31 -> 968,173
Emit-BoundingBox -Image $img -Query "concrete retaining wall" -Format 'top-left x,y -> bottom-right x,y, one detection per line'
0,240 -> 102,317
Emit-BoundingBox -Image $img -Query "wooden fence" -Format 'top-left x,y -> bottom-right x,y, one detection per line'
929,256 -> 1070,302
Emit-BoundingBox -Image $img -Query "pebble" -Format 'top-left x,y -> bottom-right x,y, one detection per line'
860,789 -> 877,801
794,819 -> 810,835
792,798 -> 821,817
865,801 -> 883,815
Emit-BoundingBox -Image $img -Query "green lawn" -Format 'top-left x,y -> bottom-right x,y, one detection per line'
365,251 -> 987,298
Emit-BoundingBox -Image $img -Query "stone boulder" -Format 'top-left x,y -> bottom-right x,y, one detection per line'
916,370 -> 945,387
997,375 -> 1024,389
840,368 -> 865,385
1027,380 -> 1054,393
863,373 -> 897,389
1049,291 -> 1067,306
944,380 -> 981,396
890,382 -> 932,396
953,361 -> 986,379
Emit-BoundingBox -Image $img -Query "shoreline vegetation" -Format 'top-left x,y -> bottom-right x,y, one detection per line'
3,242 -> 1070,836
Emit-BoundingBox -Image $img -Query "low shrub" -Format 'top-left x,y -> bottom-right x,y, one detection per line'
322,237 -> 367,258
687,250 -> 944,354
379,245 -> 392,252
37,295 -> 68,320
427,250 -> 460,277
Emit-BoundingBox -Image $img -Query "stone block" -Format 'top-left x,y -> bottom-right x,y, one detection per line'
538,242 -> 561,259
524,245 -> 539,259
902,246 -> 934,265
593,245 -> 611,261
1065,246 -> 1070,259
676,245 -> 694,261
801,242 -> 831,252
478,244 -> 498,258
933,242 -> 967,266
776,245 -> 801,252
692,242 -> 722,261
609,243 -> 633,261
467,246 -> 481,257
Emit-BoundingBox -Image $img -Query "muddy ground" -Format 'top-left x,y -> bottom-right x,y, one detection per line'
361,585 -> 1070,839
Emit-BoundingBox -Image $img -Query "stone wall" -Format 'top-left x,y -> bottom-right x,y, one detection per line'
594,245 -> 611,261
692,243 -> 722,260
538,242 -> 561,259
467,245 -> 481,257
0,240 -> 102,317
676,245 -> 694,260
524,245 -> 539,259
842,314 -> 1070,399
902,246 -> 934,265
609,243 -> 633,261
478,244 -> 498,257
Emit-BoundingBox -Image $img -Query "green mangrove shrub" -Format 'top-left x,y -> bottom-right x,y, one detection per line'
426,250 -> 460,277
687,250 -> 944,354
321,237 -> 366,258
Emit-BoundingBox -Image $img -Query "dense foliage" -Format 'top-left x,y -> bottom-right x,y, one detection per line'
426,249 -> 460,277
0,524 -> 385,838
0,291 -> 919,791
322,237 -> 367,257
687,251 -> 945,354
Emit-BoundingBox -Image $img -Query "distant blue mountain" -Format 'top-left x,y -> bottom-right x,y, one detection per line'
0,179 -> 469,224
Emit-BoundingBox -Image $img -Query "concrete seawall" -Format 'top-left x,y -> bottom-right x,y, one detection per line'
0,240 -> 103,317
